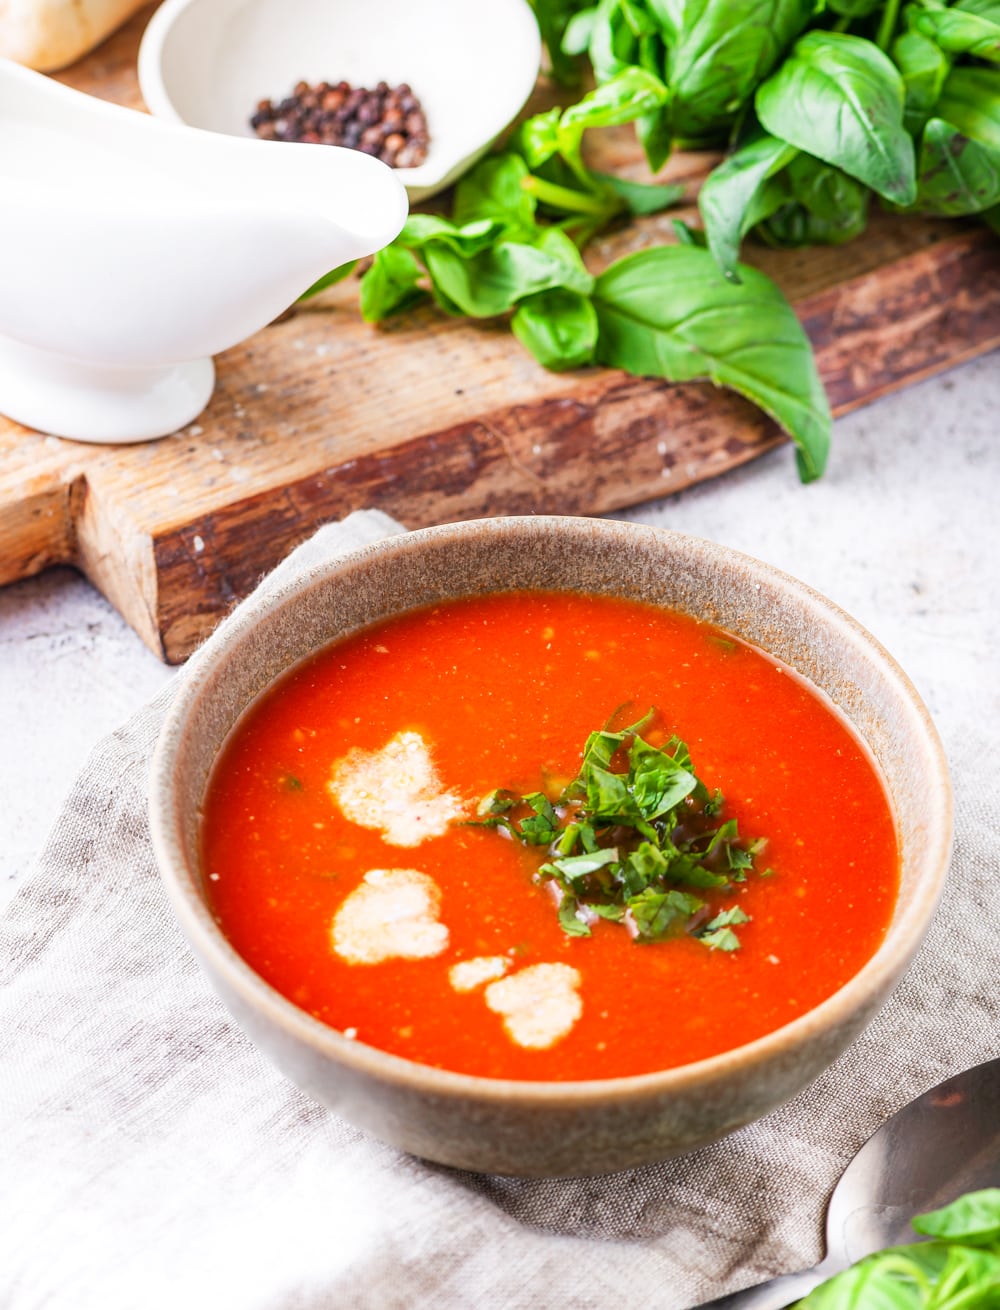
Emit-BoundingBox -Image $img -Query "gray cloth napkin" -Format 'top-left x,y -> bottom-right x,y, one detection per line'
2,508 -> 997,1310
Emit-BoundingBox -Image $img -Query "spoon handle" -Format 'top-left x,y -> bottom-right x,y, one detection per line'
695,1264 -> 829,1310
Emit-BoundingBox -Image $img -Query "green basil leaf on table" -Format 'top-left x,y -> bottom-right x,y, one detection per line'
936,65 -> 1000,150
297,260 -> 358,302
399,214 -> 507,256
583,0 -> 652,83
891,29 -> 952,137
699,130 -> 800,279
423,231 -> 595,319
557,65 -> 670,179
592,245 -> 830,481
511,288 -> 599,370
755,31 -> 917,205
590,170 -> 685,215
506,106 -> 562,171
659,0 -> 816,146
452,154 -> 537,233
758,155 -> 871,247
912,0 -> 1000,64
910,117 -> 1000,215
358,248 -> 427,322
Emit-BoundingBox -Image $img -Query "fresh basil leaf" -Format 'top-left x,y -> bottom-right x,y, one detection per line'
591,171 -> 685,215
755,31 -> 917,205
621,841 -> 669,894
298,260 -> 357,302
590,902 -> 627,921
759,155 -> 871,247
703,906 -> 751,930
512,288 -> 600,369
663,0 -> 817,146
983,201 -> 1000,234
547,847 -> 621,885
562,6 -> 598,57
698,926 -> 742,950
584,761 -> 636,819
424,236 -> 595,319
629,887 -> 703,941
507,106 -> 563,170
585,0 -> 649,82
699,131 -> 800,279
913,1 -> 1000,64
477,788 -> 517,817
667,855 -> 731,889
558,894 -> 593,936
936,66 -> 1000,151
671,218 -> 707,246
912,1189 -> 1000,1246
358,247 -> 427,322
400,213 -> 506,256
558,66 -> 670,178
518,792 -> 560,844
891,29 -> 952,136
795,1252 -> 930,1308
593,245 -> 831,482
452,154 -> 537,232
629,736 -> 698,817
911,117 -> 1000,215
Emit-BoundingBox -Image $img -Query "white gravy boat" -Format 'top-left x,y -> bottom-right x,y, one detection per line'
0,59 -> 408,443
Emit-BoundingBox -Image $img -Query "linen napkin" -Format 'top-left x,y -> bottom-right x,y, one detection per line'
2,508 -> 997,1310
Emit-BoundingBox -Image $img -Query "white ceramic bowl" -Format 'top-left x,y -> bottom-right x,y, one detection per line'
138,0 -> 542,203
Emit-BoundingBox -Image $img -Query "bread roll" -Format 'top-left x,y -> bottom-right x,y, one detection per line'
0,0 -> 149,71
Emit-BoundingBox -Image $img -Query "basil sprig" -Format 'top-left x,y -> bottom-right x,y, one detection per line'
477,713 -> 767,947
530,0 -> 1000,270
791,1188 -> 1000,1308
306,66 -> 832,483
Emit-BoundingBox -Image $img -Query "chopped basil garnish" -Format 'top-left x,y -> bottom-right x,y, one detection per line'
476,712 -> 768,948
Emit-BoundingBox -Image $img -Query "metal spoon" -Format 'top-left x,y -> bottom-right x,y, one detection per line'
698,1054 -> 1000,1309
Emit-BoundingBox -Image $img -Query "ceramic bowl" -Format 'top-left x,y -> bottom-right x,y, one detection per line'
149,517 -> 953,1177
137,0 -> 542,203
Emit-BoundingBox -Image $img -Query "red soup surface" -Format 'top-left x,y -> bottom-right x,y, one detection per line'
201,591 -> 899,1081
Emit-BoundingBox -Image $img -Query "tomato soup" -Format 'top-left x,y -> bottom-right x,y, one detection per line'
201,592 -> 899,1081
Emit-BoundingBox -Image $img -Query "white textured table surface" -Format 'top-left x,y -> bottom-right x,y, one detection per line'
2,353 -> 998,914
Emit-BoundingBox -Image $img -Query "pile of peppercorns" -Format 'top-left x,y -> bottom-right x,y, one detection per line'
250,80 -> 430,169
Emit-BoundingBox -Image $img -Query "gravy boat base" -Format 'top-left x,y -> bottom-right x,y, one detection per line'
0,335 -> 215,443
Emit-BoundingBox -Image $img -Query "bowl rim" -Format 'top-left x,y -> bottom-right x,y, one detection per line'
136,0 -> 543,202
149,516 -> 954,1106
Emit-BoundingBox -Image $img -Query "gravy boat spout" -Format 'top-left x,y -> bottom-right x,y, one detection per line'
0,59 -> 409,443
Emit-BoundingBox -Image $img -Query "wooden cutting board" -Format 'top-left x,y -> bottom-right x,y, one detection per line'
4,6 -> 1000,662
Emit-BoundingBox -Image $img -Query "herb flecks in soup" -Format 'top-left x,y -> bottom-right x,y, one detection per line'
328,729 -> 463,847
477,713 -> 766,950
202,592 -> 899,1081
331,868 -> 449,965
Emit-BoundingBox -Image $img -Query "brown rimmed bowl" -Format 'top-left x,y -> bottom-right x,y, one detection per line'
149,516 -> 953,1177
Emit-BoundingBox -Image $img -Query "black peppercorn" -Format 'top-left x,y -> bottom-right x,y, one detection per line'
250,79 -> 430,167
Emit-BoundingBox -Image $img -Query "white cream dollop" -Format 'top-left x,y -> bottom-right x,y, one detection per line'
331,868 -> 449,965
484,962 -> 583,1050
327,730 -> 464,847
448,955 -> 510,993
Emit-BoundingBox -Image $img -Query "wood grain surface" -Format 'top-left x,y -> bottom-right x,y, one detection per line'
3,6 -> 1000,661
